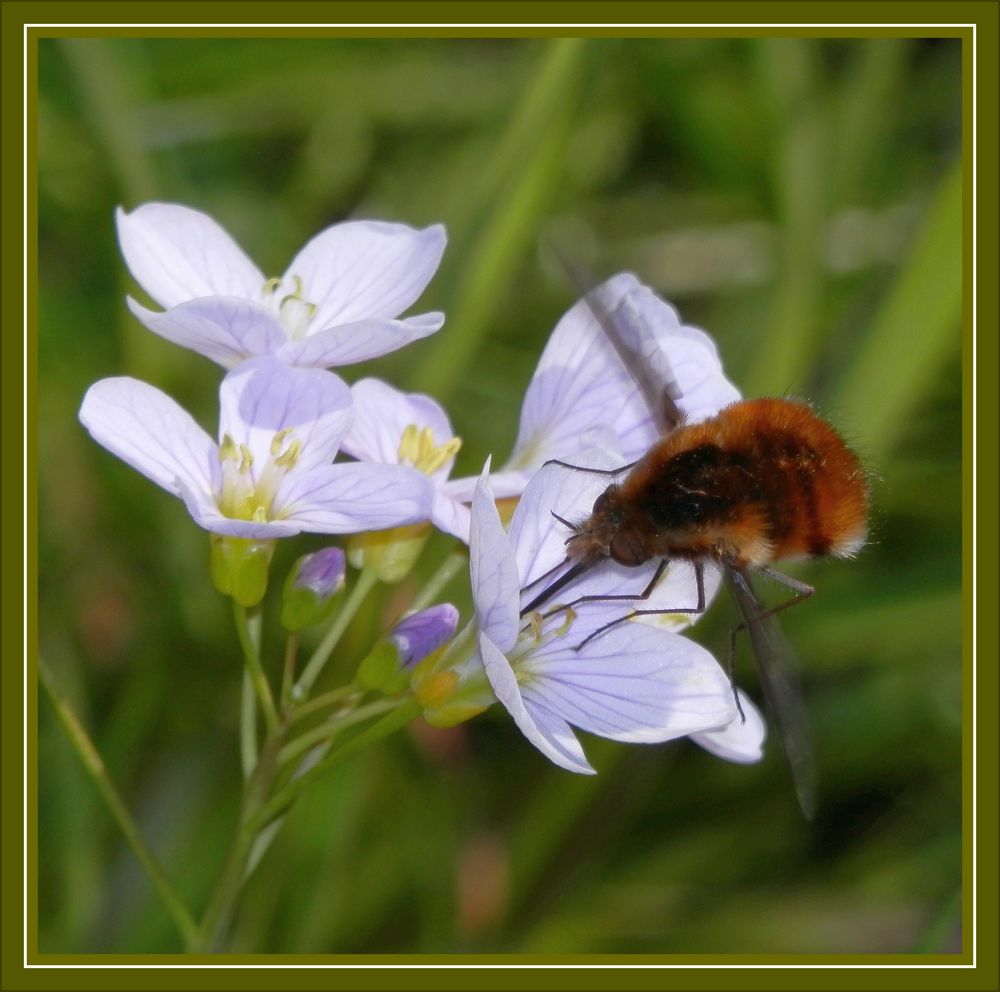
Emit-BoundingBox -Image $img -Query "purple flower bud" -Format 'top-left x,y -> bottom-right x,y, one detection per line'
389,604 -> 459,669
281,546 -> 347,631
293,546 -> 347,596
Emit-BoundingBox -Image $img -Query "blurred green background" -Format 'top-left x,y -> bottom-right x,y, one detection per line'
37,35 -> 964,955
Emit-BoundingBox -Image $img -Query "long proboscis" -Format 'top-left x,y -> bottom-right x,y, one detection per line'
519,560 -> 592,617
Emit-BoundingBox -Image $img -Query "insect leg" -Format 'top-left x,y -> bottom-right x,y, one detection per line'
573,561 -> 707,651
739,566 -> 815,624
541,458 -> 637,475
543,559 -> 671,618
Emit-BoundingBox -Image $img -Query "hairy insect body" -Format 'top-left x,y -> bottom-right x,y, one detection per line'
567,398 -> 869,571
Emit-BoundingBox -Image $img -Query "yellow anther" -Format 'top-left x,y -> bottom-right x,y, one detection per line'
220,433 -> 239,461
252,506 -> 267,523
274,438 -> 301,470
238,444 -> 254,474
263,277 -> 282,295
553,606 -> 577,638
397,424 -> 462,475
270,428 -> 293,456
528,612 -> 543,641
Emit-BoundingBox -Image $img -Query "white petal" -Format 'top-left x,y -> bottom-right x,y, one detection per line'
479,632 -> 594,775
280,220 -> 446,328
523,620 -> 736,743
276,313 -> 443,368
506,273 -> 655,472
690,690 -> 767,764
443,470 -> 527,503
217,359 -> 353,472
469,469 -> 520,652
116,203 -> 265,310
340,378 -> 456,480
79,377 -> 218,501
126,296 -> 287,369
607,279 -> 742,425
429,492 -> 472,543
274,463 -> 434,533
508,449 -> 625,592
177,480 -> 300,538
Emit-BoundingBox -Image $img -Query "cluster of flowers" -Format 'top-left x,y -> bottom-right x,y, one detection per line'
80,203 -> 765,775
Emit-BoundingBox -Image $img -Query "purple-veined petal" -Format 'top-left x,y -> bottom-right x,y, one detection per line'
508,449 -> 624,592
273,462 -> 434,533
521,617 -> 736,743
126,296 -> 287,369
506,273 -> 655,473
479,632 -> 594,775
619,282 -> 742,424
442,470 -> 527,503
430,492 -> 473,543
280,220 -> 447,328
341,378 -> 456,479
690,690 -> 766,763
79,377 -> 218,500
276,313 -> 443,368
177,479 -> 301,538
218,358 -> 353,472
116,203 -> 265,310
469,469 -> 520,653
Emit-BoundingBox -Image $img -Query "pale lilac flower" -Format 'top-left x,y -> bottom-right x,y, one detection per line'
469,461 -> 764,774
116,202 -> 447,370
340,377 -> 476,542
79,357 -> 434,539
496,272 -> 742,493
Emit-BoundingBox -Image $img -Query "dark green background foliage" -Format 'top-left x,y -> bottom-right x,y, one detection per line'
37,36 -> 963,955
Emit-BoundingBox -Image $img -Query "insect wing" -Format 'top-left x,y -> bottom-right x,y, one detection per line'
726,567 -> 817,819
578,277 -> 685,433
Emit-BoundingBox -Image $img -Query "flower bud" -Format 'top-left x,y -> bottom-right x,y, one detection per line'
357,604 -> 459,695
209,535 -> 276,607
281,547 -> 347,631
347,522 -> 430,584
412,651 -> 494,728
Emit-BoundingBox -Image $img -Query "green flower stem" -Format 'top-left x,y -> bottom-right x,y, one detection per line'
239,670 -> 256,779
280,632 -> 300,708
195,729 -> 284,952
249,699 -> 421,834
39,658 -> 200,952
289,683 -> 361,725
408,545 -> 468,613
277,698 -> 400,768
233,602 -> 278,734
295,567 -> 379,698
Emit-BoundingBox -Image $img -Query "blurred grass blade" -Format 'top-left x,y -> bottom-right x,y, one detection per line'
413,39 -> 584,399
745,39 -> 829,397
39,658 -> 200,951
831,160 -> 962,460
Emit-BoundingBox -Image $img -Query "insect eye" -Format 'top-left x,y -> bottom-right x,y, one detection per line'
609,531 -> 646,567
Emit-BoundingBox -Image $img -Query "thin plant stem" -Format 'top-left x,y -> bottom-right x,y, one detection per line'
408,545 -> 468,613
233,602 -> 278,733
195,730 -> 284,952
280,632 -> 299,708
278,698 -> 399,768
289,683 -> 361,725
39,658 -> 200,952
250,699 -> 421,833
295,568 -> 379,698
239,670 -> 256,779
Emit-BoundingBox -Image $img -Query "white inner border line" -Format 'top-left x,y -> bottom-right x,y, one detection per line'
23,20 -> 978,970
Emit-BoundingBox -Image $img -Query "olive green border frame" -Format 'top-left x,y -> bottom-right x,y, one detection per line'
4,2 -> 996,988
